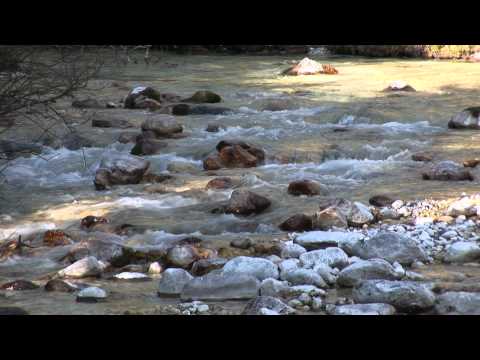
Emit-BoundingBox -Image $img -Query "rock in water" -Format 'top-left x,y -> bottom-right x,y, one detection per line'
45,279 -> 78,293
57,256 -> 103,279
182,90 -> 222,103
222,256 -> 279,281
1,280 -> 39,291
448,107 -> 480,129
287,180 -> 326,196
206,177 -> 235,190
72,98 -> 106,109
435,292 -> 480,315
443,242 -> 480,263
279,214 -> 313,232
94,154 -> 150,190
331,303 -> 396,315
369,195 -> 395,207
282,57 -> 323,76
141,115 -> 183,138
242,296 -> 296,315
191,258 -> 227,276
158,268 -> 194,296
224,189 -> 271,216
422,161 -> 474,181
180,273 -> 260,301
130,136 -> 167,156
352,280 -> 435,313
337,259 -> 401,287
383,80 -> 416,92
114,272 -> 150,281
76,287 -> 107,303
124,86 -> 162,109
350,231 -> 427,265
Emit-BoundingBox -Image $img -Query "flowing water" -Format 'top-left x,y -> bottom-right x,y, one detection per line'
2,53 -> 480,314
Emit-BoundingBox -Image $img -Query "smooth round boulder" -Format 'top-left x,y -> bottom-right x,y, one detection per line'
224,189 -> 271,216
287,180 -> 325,196
279,214 -> 313,232
222,256 -> 279,281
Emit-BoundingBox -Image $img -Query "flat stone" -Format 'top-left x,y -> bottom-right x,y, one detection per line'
299,247 -> 349,269
222,256 -> 279,281
331,303 -> 396,315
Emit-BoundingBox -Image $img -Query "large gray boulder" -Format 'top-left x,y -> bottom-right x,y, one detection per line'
180,273 -> 260,301
282,268 -> 328,288
443,242 -> 480,264
259,278 -> 291,298
352,280 -> 436,313
222,256 -> 279,281
299,247 -> 349,269
435,292 -> 480,315
158,268 -> 194,296
350,232 -> 427,265
337,259 -> 401,287
331,303 -> 396,315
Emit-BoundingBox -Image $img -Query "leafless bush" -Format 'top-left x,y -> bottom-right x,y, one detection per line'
0,45 -> 105,174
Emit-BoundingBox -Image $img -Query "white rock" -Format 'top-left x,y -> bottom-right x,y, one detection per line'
222,256 -> 279,281
391,200 -> 404,209
77,287 -> 107,301
114,272 -> 149,280
281,243 -> 307,258
58,256 -> 103,279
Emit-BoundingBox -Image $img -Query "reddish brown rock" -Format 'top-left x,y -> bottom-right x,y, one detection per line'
287,180 -> 325,196
279,214 -> 313,232
43,230 -> 73,247
219,145 -> 259,168
463,159 -> 480,168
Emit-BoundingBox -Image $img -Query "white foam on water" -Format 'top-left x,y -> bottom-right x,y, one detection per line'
0,222 -> 56,242
91,195 -> 200,211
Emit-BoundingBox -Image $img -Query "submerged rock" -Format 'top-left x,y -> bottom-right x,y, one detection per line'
181,273 -> 260,301
448,107 -> 480,129
331,303 -> 396,315
72,98 -> 107,109
130,136 -> 167,156
43,230 -> 73,247
242,296 -> 296,315
353,280 -> 435,313
206,177 -> 235,190
422,161 -> 474,181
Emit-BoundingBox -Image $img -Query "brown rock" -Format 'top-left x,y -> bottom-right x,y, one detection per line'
206,177 -> 234,190
287,180 -> 325,196
224,189 -> 271,216
203,155 -> 223,170
81,216 -> 109,229
369,195 -> 395,207
131,136 -> 168,156
312,206 -> 348,230
219,145 -> 258,168
279,214 -> 313,232
412,153 -> 433,162
463,159 -> 480,168
43,230 -> 73,247
422,161 -> 474,181
191,258 -> 227,276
